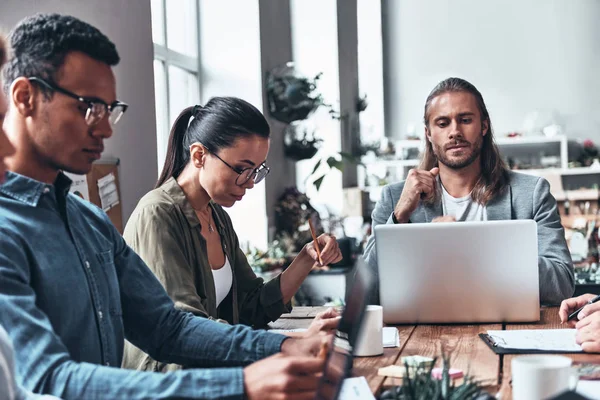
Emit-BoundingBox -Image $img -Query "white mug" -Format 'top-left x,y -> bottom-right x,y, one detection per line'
512,355 -> 573,400
354,305 -> 383,357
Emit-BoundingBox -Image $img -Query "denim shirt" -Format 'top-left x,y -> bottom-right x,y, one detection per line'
0,171 -> 286,399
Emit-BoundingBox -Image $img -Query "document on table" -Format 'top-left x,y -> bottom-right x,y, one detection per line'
339,376 -> 375,400
483,329 -> 582,353
269,327 -> 400,348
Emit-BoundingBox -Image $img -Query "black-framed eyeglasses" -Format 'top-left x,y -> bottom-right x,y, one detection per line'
209,150 -> 270,186
28,77 -> 128,127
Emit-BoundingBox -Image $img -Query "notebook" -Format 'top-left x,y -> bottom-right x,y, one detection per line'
479,329 -> 584,354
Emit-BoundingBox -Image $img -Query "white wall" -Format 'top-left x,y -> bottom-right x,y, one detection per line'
383,0 -> 600,142
291,0 -> 344,216
0,0 -> 158,221
199,0 -> 268,250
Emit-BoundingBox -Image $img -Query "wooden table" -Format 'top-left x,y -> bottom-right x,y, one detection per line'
272,307 -> 600,399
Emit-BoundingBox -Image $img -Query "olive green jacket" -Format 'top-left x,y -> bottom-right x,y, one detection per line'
121,177 -> 290,372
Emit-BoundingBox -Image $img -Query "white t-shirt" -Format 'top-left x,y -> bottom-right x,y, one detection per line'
441,183 -> 487,221
212,256 -> 233,307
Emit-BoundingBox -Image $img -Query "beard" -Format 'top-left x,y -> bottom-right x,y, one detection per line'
432,134 -> 484,170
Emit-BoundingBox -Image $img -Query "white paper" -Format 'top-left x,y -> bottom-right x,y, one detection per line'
486,329 -> 582,352
269,328 -> 307,334
97,173 -> 119,211
63,172 -> 89,201
270,327 -> 400,348
339,376 -> 375,400
577,380 -> 600,399
383,327 -> 400,348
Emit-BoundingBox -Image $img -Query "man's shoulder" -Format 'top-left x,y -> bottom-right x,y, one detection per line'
505,171 -> 546,196
506,170 -> 542,186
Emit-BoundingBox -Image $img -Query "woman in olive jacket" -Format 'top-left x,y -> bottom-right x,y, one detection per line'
122,98 -> 342,372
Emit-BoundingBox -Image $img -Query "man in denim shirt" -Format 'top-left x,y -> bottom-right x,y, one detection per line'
0,13 -> 325,400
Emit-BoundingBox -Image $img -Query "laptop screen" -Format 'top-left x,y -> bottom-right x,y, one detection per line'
315,257 -> 374,400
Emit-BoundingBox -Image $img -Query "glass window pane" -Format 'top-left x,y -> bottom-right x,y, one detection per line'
166,0 -> 198,57
151,0 -> 165,45
167,65 -> 200,127
154,60 -> 169,171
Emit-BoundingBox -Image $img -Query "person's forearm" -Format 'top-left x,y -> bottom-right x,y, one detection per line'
135,307 -> 286,368
279,249 -> 314,303
539,257 -> 575,305
42,360 -> 246,400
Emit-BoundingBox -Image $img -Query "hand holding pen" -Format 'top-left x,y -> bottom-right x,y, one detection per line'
559,293 -> 600,326
307,219 -> 343,268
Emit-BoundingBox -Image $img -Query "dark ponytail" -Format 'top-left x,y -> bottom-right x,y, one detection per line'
155,106 -> 194,188
156,97 -> 270,188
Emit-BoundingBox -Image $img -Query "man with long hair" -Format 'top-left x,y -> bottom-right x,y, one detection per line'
363,77 -> 573,305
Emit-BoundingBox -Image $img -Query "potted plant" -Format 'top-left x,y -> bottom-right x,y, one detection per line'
245,238 -> 294,279
266,62 -> 326,125
579,139 -> 599,167
283,122 -> 323,161
379,353 -> 493,400
274,187 -> 322,251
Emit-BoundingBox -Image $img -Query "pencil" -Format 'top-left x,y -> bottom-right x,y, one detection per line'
308,218 -> 324,266
318,340 -> 328,360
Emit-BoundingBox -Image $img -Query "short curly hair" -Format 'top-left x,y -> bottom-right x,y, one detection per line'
2,13 -> 119,94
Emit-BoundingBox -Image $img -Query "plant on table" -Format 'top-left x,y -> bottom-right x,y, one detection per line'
379,352 -> 494,400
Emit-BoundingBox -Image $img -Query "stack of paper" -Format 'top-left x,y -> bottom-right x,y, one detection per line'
383,327 -> 400,348
270,327 -> 401,348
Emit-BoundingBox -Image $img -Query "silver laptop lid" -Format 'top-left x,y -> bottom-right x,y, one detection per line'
374,220 -> 540,324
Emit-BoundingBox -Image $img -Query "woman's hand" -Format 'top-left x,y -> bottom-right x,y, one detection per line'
304,233 -> 343,267
305,307 -> 341,336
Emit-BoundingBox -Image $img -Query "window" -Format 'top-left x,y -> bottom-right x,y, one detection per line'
151,0 -> 201,172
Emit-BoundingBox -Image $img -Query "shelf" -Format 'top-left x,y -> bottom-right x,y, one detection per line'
362,159 -> 420,167
395,139 -> 423,148
495,135 -> 567,145
559,167 -> 600,176
513,167 -> 600,176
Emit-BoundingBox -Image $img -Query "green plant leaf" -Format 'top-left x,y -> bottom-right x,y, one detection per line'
326,156 -> 343,171
313,175 -> 326,191
310,159 -> 323,175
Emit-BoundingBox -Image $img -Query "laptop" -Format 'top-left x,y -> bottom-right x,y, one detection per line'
315,257 -> 374,400
374,220 -> 540,324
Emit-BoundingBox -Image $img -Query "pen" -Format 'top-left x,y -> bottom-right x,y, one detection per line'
567,294 -> 600,321
308,218 -> 324,266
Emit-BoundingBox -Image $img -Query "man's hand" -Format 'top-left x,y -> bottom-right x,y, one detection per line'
244,354 -> 324,400
432,216 -> 456,223
393,167 -> 439,223
575,313 -> 600,352
559,293 -> 598,326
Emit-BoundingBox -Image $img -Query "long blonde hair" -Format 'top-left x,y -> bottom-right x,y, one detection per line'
420,78 -> 509,205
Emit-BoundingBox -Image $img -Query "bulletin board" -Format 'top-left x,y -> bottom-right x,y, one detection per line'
65,159 -> 123,233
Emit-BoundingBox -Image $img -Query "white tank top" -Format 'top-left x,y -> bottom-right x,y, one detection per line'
211,255 -> 233,307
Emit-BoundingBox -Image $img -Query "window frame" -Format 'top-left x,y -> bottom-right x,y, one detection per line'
152,0 -> 203,169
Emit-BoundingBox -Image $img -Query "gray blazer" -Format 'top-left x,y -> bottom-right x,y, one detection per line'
363,171 -> 574,305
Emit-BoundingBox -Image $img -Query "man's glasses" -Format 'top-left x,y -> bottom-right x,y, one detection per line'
28,77 -> 128,127
209,150 -> 270,186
